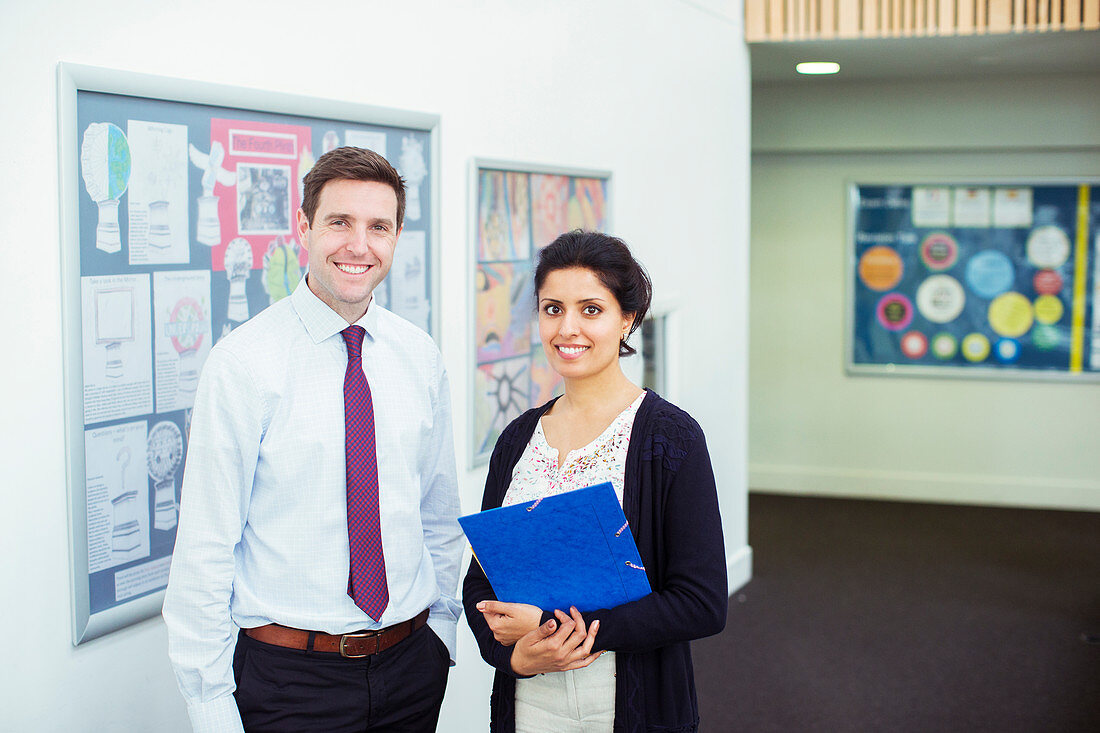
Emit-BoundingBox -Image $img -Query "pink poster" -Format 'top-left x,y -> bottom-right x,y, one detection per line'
208,118 -> 312,272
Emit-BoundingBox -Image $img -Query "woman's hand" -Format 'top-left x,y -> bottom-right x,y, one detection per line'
509,607 -> 602,676
476,601 -> 544,646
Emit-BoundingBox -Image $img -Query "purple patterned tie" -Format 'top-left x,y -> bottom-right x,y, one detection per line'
341,325 -> 388,621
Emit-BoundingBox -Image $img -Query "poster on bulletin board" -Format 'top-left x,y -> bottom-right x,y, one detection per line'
847,181 -> 1100,380
58,64 -> 440,643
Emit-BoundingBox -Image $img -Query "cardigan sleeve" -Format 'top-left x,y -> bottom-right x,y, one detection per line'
582,430 -> 728,654
462,435 -> 528,679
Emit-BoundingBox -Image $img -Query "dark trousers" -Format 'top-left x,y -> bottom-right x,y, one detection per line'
233,623 -> 450,732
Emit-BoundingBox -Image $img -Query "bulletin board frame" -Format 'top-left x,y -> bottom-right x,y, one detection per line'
467,158 -> 612,468
845,178 -> 1100,382
58,63 -> 442,644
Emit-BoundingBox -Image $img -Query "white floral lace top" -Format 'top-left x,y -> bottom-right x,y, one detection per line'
503,392 -> 645,509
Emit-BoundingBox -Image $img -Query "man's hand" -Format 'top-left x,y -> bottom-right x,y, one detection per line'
509,607 -> 602,676
476,601 -> 543,646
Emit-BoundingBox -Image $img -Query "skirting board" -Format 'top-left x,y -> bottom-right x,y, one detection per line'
750,464 -> 1100,512
727,546 -> 753,594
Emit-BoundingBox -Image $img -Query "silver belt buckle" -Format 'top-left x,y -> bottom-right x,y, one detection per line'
339,631 -> 378,658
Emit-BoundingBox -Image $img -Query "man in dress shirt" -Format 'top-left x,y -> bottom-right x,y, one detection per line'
164,146 -> 463,732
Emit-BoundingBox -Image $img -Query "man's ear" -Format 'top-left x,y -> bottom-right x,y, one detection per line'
295,208 -> 310,249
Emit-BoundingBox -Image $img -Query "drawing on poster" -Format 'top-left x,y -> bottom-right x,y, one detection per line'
993,188 -> 1032,227
82,274 -> 154,425
85,421 -> 149,573
478,170 -> 532,261
322,130 -> 340,153
111,467 -> 141,553
153,270 -> 212,412
298,146 -> 315,200
953,187 -> 992,228
188,141 -> 236,246
224,237 -> 254,322
570,178 -> 608,231
531,174 -> 569,249
81,122 -> 131,253
147,420 -> 183,531
94,287 -> 135,379
471,164 -> 610,464
262,235 -> 302,304
507,172 -> 532,256
237,164 -> 291,234
476,262 -> 534,363
399,135 -> 427,222
127,120 -> 190,265
475,357 -> 531,457
912,187 -> 950,227
478,170 -> 510,260
345,129 -> 386,154
530,345 -> 564,406
390,230 -> 429,331
171,298 -> 204,399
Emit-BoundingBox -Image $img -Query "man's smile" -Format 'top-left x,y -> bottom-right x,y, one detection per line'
335,263 -> 372,274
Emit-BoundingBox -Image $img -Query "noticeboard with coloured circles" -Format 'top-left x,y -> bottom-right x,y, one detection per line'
847,181 -> 1100,381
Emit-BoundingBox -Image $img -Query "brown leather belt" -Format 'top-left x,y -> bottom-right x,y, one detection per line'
244,609 -> 429,658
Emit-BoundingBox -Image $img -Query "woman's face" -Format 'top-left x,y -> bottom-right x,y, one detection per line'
537,267 -> 632,382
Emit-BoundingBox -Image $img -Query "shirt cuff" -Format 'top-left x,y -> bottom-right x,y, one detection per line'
186,695 -> 244,733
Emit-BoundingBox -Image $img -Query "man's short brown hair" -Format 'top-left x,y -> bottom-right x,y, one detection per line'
300,146 -> 406,229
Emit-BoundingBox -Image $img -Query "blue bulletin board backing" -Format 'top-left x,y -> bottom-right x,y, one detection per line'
847,181 -> 1100,380
58,63 -> 440,643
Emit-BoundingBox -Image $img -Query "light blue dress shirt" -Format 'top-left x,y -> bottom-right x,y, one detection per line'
163,279 -> 463,733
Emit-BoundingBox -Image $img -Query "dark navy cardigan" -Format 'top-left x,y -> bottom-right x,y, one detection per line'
463,390 -> 728,733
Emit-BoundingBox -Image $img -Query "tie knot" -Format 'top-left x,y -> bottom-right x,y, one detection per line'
341,325 -> 366,359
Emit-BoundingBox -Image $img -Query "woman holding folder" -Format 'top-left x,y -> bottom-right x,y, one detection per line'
463,230 -> 728,732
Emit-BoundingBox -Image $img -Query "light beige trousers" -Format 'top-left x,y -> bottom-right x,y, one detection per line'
514,651 -> 616,733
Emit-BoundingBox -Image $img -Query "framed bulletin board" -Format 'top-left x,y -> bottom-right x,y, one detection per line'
58,63 -> 440,643
847,181 -> 1100,380
469,159 -> 611,467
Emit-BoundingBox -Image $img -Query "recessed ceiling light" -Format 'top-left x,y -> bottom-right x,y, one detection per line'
796,62 -> 840,75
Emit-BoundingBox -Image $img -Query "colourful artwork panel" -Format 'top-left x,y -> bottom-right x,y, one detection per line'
471,164 -> 610,465
531,174 -> 570,249
474,357 -> 531,459
478,170 -> 532,261
476,262 -> 534,363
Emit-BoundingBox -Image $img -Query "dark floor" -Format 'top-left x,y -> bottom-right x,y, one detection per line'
694,493 -> 1100,732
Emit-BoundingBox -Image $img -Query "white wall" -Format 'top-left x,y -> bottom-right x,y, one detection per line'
0,1 -> 750,730
750,72 -> 1100,511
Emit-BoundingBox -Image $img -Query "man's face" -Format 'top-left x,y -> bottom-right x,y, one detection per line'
297,179 -> 401,323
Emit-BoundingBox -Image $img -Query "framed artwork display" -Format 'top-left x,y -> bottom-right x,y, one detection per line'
469,160 -> 611,466
847,180 -> 1100,381
58,63 -> 440,643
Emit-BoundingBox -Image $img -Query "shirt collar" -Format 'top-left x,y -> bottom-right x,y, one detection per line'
291,277 -> 382,344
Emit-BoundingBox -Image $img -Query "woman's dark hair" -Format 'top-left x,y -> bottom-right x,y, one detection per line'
534,230 -> 652,357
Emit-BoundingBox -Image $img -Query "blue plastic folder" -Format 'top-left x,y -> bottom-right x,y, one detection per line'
459,482 -> 652,613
